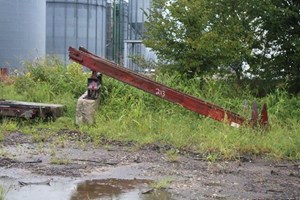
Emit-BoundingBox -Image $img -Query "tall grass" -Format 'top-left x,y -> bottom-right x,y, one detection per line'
84,76 -> 299,160
0,57 -> 88,119
0,184 -> 6,200
0,59 -> 299,160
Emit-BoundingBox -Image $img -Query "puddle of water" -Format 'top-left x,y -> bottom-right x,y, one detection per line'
0,166 -> 172,200
1,177 -> 77,200
0,176 -> 172,200
70,179 -> 172,200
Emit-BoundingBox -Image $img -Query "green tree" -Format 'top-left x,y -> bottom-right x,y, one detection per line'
144,0 -> 300,93
144,0 -> 259,79
249,0 -> 300,93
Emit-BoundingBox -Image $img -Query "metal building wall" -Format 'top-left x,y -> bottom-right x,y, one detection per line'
125,0 -> 156,72
0,0 -> 46,69
107,0 -> 128,63
128,0 -> 151,40
46,0 -> 107,63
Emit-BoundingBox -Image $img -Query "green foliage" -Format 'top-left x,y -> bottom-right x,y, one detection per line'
249,0 -> 300,93
145,0 -> 300,93
150,177 -> 173,190
166,149 -> 179,162
0,60 -> 299,160
0,185 -> 5,200
83,74 -> 300,160
0,184 -> 9,200
19,57 -> 88,99
144,0 -> 258,77
50,157 -> 70,165
1,57 -> 88,118
0,119 -> 18,134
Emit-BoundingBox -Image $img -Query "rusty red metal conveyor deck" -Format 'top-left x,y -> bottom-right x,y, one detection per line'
69,47 -> 268,128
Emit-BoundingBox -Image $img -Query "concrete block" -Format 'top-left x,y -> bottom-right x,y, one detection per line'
75,91 -> 100,125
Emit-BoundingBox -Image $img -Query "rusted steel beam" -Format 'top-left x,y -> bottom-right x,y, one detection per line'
0,68 -> 8,80
0,68 -> 8,75
260,103 -> 268,128
0,100 -> 64,119
69,47 -> 248,127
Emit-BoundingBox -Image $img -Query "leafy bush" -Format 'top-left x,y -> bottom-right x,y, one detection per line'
14,57 -> 88,102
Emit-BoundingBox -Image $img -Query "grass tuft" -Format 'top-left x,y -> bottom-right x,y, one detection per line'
150,177 -> 173,190
50,157 -> 70,165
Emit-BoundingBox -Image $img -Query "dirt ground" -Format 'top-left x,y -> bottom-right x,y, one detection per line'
0,131 -> 299,200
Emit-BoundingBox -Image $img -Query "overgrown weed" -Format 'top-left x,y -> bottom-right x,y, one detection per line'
0,184 -> 11,200
0,60 -> 299,160
165,149 -> 180,163
0,184 -> 4,200
50,157 -> 70,165
150,177 -> 173,190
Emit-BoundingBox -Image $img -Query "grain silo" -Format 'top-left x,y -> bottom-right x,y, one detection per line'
106,0 -> 128,63
128,0 -> 151,40
46,0 -> 108,63
0,0 -> 46,69
125,0 -> 156,72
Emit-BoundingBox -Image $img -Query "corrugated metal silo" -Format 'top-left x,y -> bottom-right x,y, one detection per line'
125,0 -> 156,72
106,0 -> 128,63
0,0 -> 46,69
46,0 -> 107,63
128,0 -> 151,40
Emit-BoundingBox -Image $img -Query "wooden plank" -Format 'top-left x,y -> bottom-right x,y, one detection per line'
0,100 -> 64,119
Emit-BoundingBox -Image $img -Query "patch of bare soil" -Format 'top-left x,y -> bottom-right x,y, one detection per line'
1,131 -> 299,199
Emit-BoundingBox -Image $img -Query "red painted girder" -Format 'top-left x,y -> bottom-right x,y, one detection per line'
69,47 -> 246,126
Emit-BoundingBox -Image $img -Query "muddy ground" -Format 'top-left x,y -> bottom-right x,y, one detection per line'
0,131 -> 299,200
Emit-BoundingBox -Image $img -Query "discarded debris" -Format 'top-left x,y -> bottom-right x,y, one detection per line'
141,188 -> 154,194
19,179 -> 51,186
25,159 -> 43,164
0,100 -> 64,120
72,158 -> 119,166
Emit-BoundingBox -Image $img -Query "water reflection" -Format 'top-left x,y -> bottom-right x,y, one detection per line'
70,178 -> 172,200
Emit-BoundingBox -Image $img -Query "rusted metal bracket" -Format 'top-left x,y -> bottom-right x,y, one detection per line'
0,68 -> 8,77
87,71 -> 102,99
69,47 -> 268,128
0,68 -> 8,81
250,101 -> 269,128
